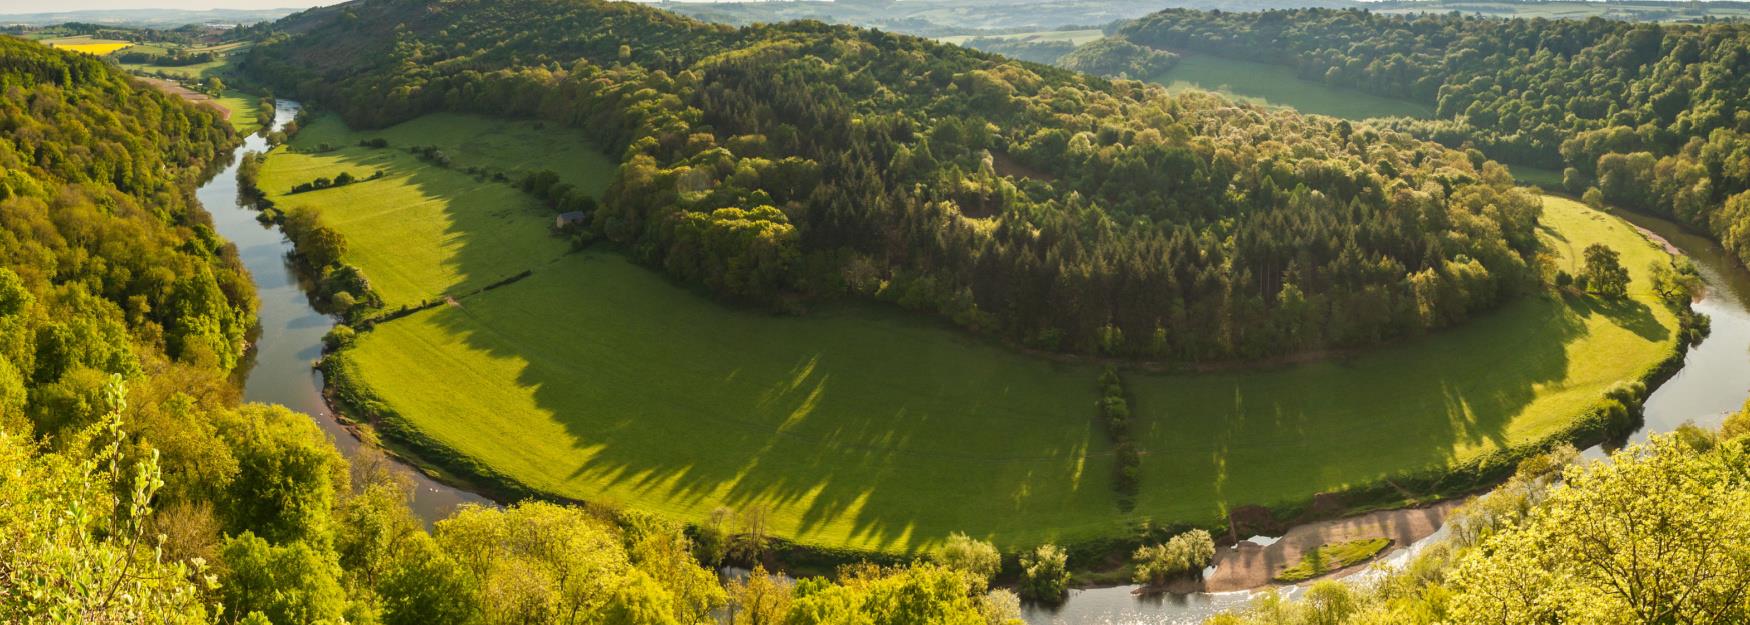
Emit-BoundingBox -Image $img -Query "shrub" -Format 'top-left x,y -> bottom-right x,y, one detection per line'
1131,529 -> 1216,585
934,532 -> 1001,583
1017,544 -> 1070,602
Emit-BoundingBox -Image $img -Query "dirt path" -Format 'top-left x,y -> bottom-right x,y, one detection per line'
135,76 -> 231,120
1196,499 -> 1464,592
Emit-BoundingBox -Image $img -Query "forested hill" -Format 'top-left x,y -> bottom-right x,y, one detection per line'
245,0 -> 1541,361
1117,9 -> 1750,272
0,36 -> 249,434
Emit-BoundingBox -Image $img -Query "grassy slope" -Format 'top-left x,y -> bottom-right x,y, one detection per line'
257,114 -> 613,308
115,41 -> 248,79
1151,55 -> 1436,120
214,91 -> 264,136
1128,196 -> 1676,521
341,181 -> 1676,551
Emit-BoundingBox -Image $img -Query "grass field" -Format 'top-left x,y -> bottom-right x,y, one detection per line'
1151,55 -> 1435,120
1126,196 -> 1677,523
43,37 -> 132,55
336,185 -> 1678,552
215,91 -> 266,136
115,41 -> 247,79
258,114 -> 615,308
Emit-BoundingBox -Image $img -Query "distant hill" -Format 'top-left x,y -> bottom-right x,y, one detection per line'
0,8 -> 297,28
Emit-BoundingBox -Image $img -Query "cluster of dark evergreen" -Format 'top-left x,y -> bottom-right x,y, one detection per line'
1119,8 -> 1750,269
241,0 -> 1539,361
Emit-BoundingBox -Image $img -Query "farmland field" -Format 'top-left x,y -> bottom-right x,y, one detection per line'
114,42 -> 246,79
334,179 -> 1678,552
43,36 -> 132,55
257,114 -> 616,308
1150,55 -> 1435,120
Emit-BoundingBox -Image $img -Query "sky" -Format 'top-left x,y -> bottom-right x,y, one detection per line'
0,0 -> 338,12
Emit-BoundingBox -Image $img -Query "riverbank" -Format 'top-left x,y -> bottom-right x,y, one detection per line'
195,99 -> 489,525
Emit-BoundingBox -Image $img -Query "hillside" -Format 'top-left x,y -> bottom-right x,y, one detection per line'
244,0 -> 1541,362
1115,9 -> 1750,274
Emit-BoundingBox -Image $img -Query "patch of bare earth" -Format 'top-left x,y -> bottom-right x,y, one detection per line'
135,76 -> 230,120
1196,500 -> 1464,592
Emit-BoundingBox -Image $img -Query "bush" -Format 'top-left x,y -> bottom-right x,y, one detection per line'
322,324 -> 356,350
1017,544 -> 1070,603
933,532 -> 1001,583
1131,529 -> 1215,585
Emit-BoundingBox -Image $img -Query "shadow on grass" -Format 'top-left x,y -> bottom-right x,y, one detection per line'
316,112 -> 1668,553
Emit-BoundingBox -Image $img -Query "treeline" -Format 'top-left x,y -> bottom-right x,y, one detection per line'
0,38 -> 1023,625
958,35 -> 1076,65
1206,410 -> 1750,624
1058,37 -> 1179,79
241,0 -> 1540,362
1117,8 -> 1750,270
115,49 -> 216,66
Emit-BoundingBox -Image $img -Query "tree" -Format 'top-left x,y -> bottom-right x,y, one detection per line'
217,404 -> 348,547
934,532 -> 1002,584
1017,544 -> 1071,602
0,385 -> 217,625
1131,529 -> 1216,585
725,566 -> 792,625
219,532 -> 350,625
1449,436 -> 1750,623
1581,244 -> 1631,299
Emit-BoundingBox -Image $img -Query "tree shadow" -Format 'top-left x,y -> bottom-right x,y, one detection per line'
306,111 -> 1675,554
1127,291 -> 1591,522
1564,292 -> 1668,343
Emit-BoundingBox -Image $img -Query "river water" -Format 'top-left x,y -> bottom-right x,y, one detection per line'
198,100 -> 487,523
198,102 -> 1750,623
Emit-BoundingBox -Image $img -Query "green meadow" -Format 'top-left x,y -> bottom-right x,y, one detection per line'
215,91 -> 265,136
1151,55 -> 1435,120
333,170 -> 1678,553
114,41 -> 248,79
257,114 -> 615,308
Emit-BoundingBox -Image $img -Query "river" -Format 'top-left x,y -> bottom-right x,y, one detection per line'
199,102 -> 1750,624
198,100 -> 488,524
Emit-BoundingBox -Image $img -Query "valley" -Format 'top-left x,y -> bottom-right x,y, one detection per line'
270,109 -> 1682,555
9,2 -> 1750,623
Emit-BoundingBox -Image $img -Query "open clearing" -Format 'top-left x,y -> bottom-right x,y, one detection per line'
331,154 -> 1676,554
1151,55 -> 1435,120
257,114 -> 615,308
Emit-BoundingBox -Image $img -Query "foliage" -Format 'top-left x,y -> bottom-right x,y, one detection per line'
1118,8 -> 1750,278
1016,544 -> 1071,602
1059,37 -> 1178,79
934,533 -> 1003,583
0,388 -> 217,624
244,0 -> 1541,361
1206,431 -> 1750,624
1580,244 -> 1630,299
1131,529 -> 1215,585
1098,366 -> 1140,506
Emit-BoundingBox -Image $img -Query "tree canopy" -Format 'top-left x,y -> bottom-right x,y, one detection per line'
242,0 -> 1542,361
1118,8 -> 1750,275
